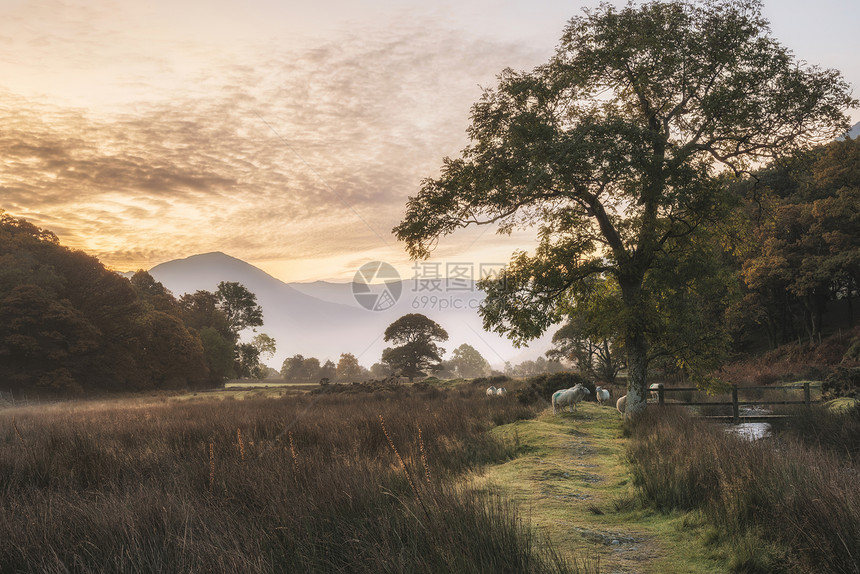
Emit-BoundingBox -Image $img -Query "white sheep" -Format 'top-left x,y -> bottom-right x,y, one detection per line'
495,387 -> 507,397
552,384 -> 591,414
486,386 -> 497,397
649,383 -> 663,402
616,394 -> 628,415
595,386 -> 610,406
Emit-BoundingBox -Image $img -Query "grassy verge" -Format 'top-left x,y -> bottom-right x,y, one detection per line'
0,386 -> 577,573
476,402 -> 727,573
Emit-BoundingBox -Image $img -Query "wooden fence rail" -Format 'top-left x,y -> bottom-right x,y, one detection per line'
653,382 -> 818,424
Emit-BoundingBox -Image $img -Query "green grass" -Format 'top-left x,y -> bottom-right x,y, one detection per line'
474,402 -> 727,573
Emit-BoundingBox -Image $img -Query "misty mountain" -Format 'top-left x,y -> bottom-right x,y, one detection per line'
839,120 -> 860,140
149,252 -> 552,371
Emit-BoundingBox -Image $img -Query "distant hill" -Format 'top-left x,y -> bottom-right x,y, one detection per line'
839,121 -> 860,140
149,252 -> 553,370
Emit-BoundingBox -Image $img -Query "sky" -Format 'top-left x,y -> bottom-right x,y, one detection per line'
2,0 -> 859,283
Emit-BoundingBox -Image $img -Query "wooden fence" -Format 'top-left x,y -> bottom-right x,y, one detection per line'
652,382 -> 819,424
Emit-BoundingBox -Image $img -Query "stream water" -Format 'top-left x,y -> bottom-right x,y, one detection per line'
725,406 -> 772,440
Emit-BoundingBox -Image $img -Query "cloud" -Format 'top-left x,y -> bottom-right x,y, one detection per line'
1,23 -> 548,277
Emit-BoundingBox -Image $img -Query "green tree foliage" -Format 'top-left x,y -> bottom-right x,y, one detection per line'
394,0 -> 855,412
139,311 -> 207,389
547,276 -> 625,383
447,343 -> 491,379
179,290 -> 231,339
239,333 -> 277,379
235,343 -> 261,379
198,327 -> 235,381
178,284 -> 267,383
215,281 -> 264,334
280,354 -> 322,381
252,334 -> 277,361
381,314 -> 448,383
130,270 -> 179,314
0,212 -> 207,393
319,359 -> 337,382
734,137 -> 860,346
369,362 -> 394,379
506,356 -> 565,377
299,356 -> 320,380
281,354 -> 306,380
0,285 -> 99,394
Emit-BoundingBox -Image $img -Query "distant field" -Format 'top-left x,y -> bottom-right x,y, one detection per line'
222,379 -> 320,394
224,378 -> 319,388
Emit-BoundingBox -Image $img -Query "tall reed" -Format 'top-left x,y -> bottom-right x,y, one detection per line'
237,428 -> 246,464
418,425 -> 431,482
628,407 -> 860,573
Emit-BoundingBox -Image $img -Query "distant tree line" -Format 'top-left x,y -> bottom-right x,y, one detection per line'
0,212 -> 272,395
282,312 -> 565,384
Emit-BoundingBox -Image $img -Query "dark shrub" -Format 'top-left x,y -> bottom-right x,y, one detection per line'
472,375 -> 512,388
526,372 -> 594,402
821,366 -> 860,400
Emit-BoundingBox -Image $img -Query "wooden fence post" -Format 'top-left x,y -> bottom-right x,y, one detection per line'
658,384 -> 664,406
731,385 -> 739,424
804,382 -> 811,407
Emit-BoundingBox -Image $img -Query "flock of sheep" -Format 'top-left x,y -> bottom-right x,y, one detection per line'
485,382 -> 661,415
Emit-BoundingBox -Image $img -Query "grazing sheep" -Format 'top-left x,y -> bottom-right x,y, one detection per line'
486,386 -> 497,397
496,387 -> 507,397
616,394 -> 628,415
552,384 -> 591,414
595,386 -> 611,406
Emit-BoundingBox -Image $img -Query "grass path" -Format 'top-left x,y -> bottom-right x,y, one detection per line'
476,402 -> 729,574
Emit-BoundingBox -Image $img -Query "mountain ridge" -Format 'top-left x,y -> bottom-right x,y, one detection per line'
148,252 -> 552,370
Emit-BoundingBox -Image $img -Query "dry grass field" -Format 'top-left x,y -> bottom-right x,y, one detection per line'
0,384 -> 582,573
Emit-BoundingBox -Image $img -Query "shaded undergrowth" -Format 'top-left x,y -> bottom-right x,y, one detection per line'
627,407 -> 860,574
0,387 -> 576,573
770,403 -> 860,464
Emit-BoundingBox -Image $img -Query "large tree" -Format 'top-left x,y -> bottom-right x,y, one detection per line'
381,314 -> 449,383
394,0 -> 855,413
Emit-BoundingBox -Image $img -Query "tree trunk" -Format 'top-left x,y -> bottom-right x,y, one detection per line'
625,328 -> 649,415
620,276 -> 650,415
